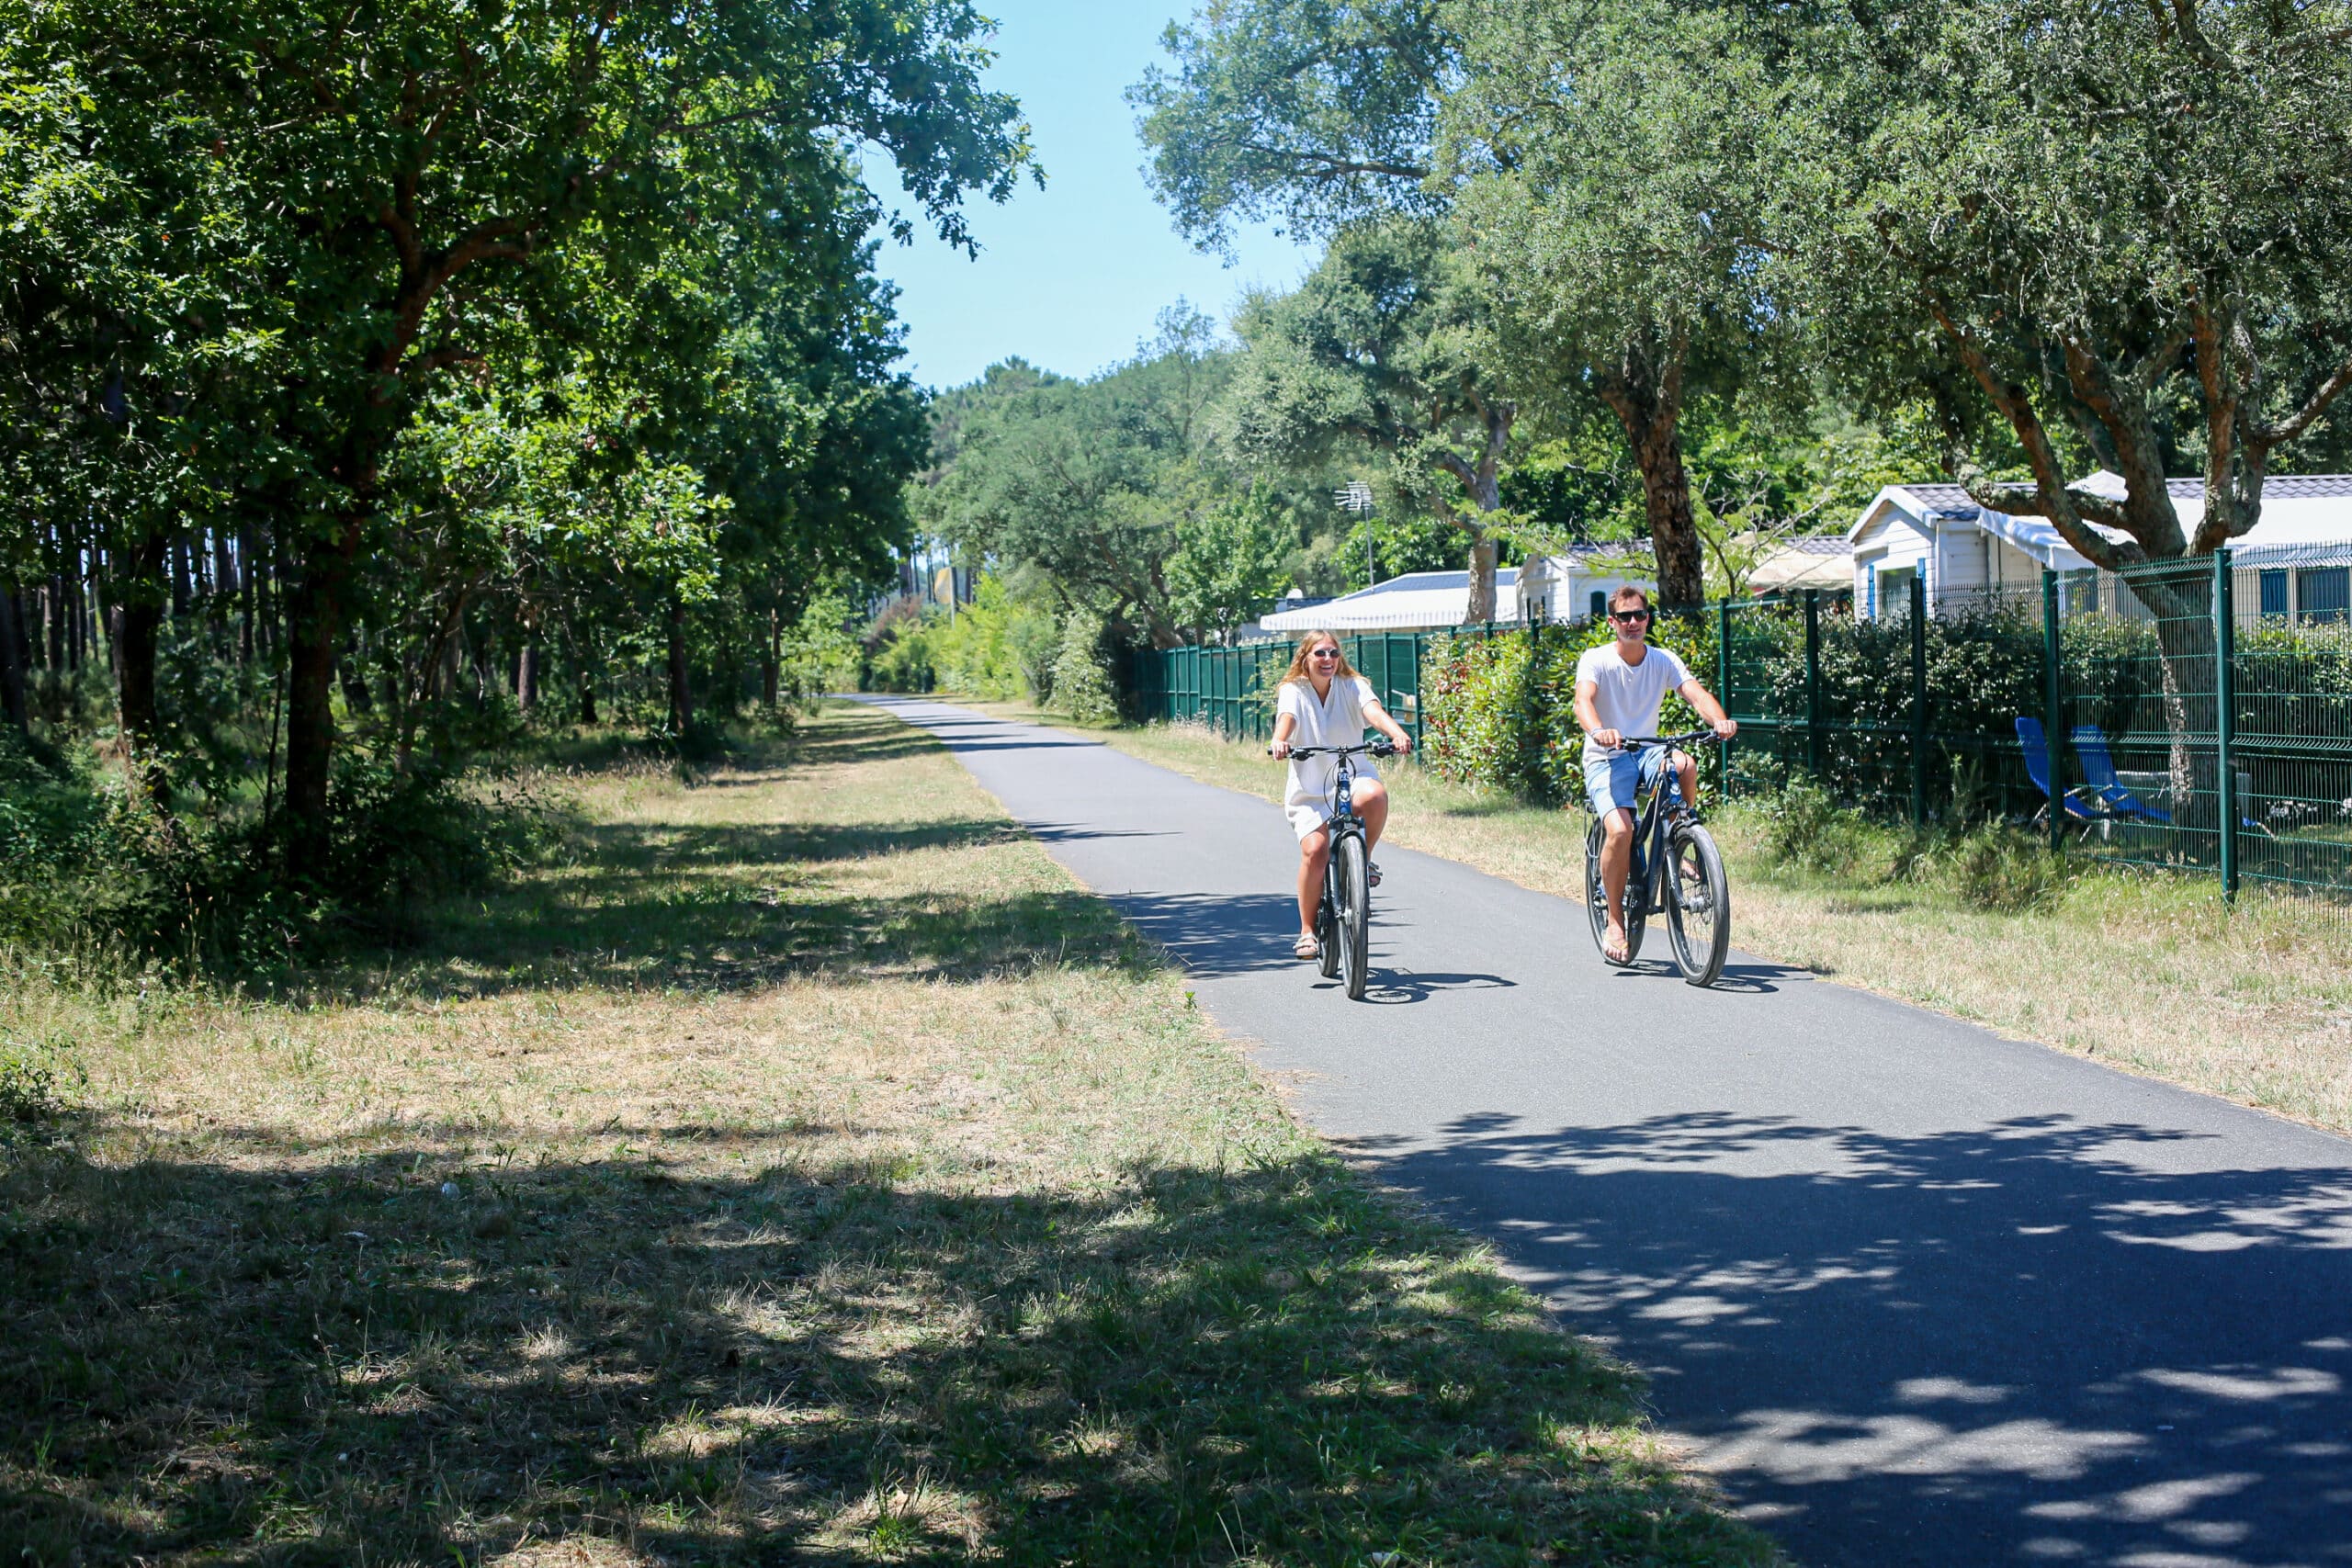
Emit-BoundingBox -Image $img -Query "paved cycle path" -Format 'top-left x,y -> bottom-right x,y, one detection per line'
862,695 -> 2352,1568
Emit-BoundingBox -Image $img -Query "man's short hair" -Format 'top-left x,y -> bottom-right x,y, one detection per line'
1608,584 -> 1651,613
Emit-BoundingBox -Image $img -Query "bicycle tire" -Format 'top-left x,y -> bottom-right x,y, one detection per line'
1317,882 -> 1340,979
1583,817 -> 1645,964
1664,821 -> 1731,987
1336,832 -> 1371,999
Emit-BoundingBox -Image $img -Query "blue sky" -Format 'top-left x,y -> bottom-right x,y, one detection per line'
860,0 -> 1318,392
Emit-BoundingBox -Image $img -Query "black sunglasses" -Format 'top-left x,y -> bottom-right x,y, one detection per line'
1610,609 -> 1652,623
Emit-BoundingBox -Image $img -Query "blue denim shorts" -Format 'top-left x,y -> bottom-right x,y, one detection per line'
1584,746 -> 1671,816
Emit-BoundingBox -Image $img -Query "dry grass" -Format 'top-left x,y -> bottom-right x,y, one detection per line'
1043,708 -> 2352,1136
0,703 -> 1779,1566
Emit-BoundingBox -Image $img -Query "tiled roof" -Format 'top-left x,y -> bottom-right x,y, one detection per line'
1362,568 -> 1521,595
2264,475 -> 2352,499
1905,475 -> 2352,516
1785,535 -> 1851,554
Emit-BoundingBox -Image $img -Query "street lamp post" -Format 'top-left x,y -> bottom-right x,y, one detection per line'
1335,480 -> 1376,591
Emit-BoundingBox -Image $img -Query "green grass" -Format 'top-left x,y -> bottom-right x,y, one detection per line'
0,702 -> 1780,1566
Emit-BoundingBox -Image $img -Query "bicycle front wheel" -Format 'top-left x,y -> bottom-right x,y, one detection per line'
1336,832 -> 1371,999
1664,822 -> 1731,987
1583,817 -> 1645,965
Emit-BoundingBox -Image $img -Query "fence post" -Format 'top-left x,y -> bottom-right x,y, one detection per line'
1804,589 -> 1824,779
2042,568 -> 2064,854
1909,570 -> 1928,827
2215,548 -> 2238,902
1715,599 -> 1733,799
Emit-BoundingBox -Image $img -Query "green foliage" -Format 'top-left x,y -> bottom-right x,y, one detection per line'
1049,610 -> 1119,725
1774,0 -> 2352,557
922,307 -> 1250,647
0,1030 -> 81,1141
929,576 -> 1058,701
778,594 -> 863,706
1168,484 -> 1295,642
861,602 -> 938,695
1755,779 -> 1873,878
1222,218 -> 1513,602
1128,0 -> 1449,254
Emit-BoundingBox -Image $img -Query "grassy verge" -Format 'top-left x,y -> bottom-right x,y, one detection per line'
2,702 -> 1778,1566
955,701 -> 2352,1137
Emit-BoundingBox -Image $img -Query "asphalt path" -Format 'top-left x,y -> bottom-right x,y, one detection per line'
860,694 -> 2352,1568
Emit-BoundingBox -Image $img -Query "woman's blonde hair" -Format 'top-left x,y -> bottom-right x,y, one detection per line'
1280,630 -> 1359,685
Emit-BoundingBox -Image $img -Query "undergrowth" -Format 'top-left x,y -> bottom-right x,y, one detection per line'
0,726 -> 579,974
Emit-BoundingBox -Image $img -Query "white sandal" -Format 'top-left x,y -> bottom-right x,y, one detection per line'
1293,932 -> 1320,960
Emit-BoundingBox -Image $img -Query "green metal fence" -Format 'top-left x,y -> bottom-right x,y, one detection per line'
1135,548 -> 2352,905
1132,629 -> 1485,749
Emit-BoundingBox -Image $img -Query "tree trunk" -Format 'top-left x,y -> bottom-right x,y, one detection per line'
517,641 -> 539,715
579,676 -> 598,727
1635,440 -> 1704,610
338,633 -> 374,715
761,608 -> 780,710
1597,336 -> 1704,609
282,521 -> 360,879
0,588 -> 27,734
46,577 -> 64,671
2130,567 -> 2221,830
239,526 -> 256,664
170,537 -> 193,619
666,594 -> 693,735
113,532 -> 171,799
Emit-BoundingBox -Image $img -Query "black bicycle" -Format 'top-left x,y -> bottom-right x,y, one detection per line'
1583,732 -> 1731,987
1278,739 -> 1396,1000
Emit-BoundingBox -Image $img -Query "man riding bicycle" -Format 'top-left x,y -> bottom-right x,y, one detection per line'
1576,585 -> 1736,964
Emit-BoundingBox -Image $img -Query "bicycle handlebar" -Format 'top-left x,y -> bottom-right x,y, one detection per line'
1268,740 -> 1398,759
1620,730 -> 1724,750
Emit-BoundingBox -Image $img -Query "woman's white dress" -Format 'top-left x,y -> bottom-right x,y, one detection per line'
1278,674 -> 1380,840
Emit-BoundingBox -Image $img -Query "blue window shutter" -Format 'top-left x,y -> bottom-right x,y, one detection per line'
2298,566 -> 2349,624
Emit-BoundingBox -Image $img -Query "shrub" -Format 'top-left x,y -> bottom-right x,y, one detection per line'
0,1031 -> 83,1142
0,736 -> 574,971
1049,610 -> 1119,725
1755,779 -> 1874,876
1941,824 -> 2075,912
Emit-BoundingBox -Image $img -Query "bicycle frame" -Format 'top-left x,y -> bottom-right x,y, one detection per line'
1605,737 -> 1704,919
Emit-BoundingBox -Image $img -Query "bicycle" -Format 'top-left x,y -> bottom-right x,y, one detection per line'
1583,731 -> 1731,987
1275,739 -> 1396,1001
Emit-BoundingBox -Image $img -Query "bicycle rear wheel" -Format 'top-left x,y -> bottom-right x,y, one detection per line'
1317,884 -> 1340,979
1664,821 -> 1731,987
1336,832 -> 1370,999
1583,817 -> 1645,964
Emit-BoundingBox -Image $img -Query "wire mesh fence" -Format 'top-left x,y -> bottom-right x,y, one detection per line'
1133,547 -> 2352,907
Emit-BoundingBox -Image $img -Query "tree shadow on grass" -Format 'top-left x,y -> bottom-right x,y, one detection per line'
0,1132 -> 1775,1566
300,811 -> 1144,1004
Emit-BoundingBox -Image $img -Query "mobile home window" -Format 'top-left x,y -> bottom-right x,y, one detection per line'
1876,565 -> 1917,617
2260,570 -> 2289,617
2298,566 -> 2350,624
1589,589 -> 1606,622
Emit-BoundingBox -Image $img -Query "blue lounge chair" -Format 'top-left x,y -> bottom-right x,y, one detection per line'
2015,716 -> 2104,828
2068,725 -> 2172,823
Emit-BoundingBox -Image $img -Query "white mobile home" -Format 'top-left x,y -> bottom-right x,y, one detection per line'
1258,547 -> 1655,635
1849,472 -> 2352,619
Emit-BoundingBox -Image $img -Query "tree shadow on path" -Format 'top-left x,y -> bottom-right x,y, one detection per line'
1358,1107 -> 2352,1568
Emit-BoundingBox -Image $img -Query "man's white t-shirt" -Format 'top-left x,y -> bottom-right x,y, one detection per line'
1277,673 -> 1379,818
1576,641 -> 1691,757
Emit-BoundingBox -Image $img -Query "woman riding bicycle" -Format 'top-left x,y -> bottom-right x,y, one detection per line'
1270,630 -> 1413,961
